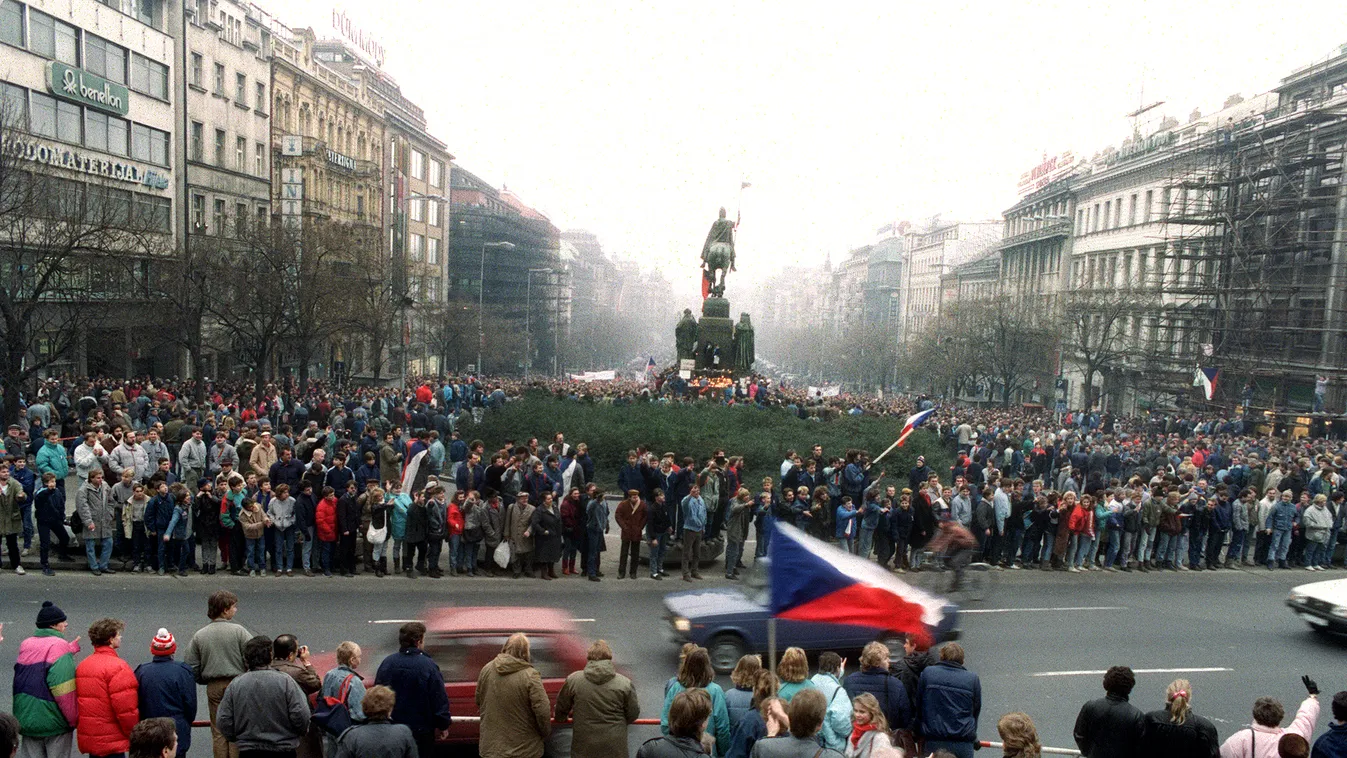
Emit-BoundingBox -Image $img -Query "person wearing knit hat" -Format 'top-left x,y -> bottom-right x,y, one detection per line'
135,628 -> 197,758
13,600 -> 80,754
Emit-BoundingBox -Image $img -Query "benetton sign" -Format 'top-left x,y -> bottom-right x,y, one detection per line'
46,62 -> 129,117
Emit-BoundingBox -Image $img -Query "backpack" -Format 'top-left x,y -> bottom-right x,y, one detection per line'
313,673 -> 356,736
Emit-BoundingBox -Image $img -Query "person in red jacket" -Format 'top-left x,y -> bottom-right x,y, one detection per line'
76,617 -> 139,758
315,486 -> 338,578
447,496 -> 465,577
1068,494 -> 1097,572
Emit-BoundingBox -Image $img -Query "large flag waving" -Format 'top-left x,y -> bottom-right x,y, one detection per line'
896,407 -> 936,447
769,523 -> 946,646
1195,367 -> 1219,401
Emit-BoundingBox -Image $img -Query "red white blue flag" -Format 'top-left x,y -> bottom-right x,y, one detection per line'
896,407 -> 936,447
1195,367 -> 1219,401
768,523 -> 946,646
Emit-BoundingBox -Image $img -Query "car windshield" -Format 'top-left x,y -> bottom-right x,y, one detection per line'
424,633 -> 567,681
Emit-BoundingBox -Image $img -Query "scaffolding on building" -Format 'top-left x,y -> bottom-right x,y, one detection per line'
1156,92 -> 1347,412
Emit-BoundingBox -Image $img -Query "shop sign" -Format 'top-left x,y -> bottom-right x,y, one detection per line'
47,62 -> 129,117
2,136 -> 169,189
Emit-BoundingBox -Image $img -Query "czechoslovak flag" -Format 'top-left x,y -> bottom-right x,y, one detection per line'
896,407 -> 936,447
769,523 -> 946,646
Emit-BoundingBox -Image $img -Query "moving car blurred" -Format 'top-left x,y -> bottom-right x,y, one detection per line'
1287,577 -> 1347,634
663,562 -> 960,672
309,606 -> 591,745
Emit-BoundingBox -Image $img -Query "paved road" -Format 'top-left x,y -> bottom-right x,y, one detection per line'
0,565 -> 1341,756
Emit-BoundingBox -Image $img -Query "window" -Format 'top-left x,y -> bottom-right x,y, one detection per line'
0,83 -> 26,127
134,194 -> 171,232
213,62 -> 224,95
427,237 -> 440,264
428,199 -> 440,227
213,198 -> 225,233
130,54 -> 168,99
255,81 -> 266,111
1128,194 -> 1137,226
190,121 -> 203,161
255,142 -> 265,175
214,128 -> 225,165
235,72 -> 246,102
86,111 -> 129,155
356,194 -> 365,219
190,52 -> 203,87
427,276 -> 441,302
429,159 -> 442,188
28,90 -> 53,138
191,194 -> 205,229
410,149 -> 425,180
235,202 -> 247,236
0,1 -> 23,48
54,100 -> 79,143
409,233 -> 424,261
132,123 -> 168,165
89,185 -> 132,225
1144,190 -> 1153,224
409,194 -> 424,222
236,136 -> 245,171
85,35 -> 126,84
1103,201 -> 1111,231
30,11 -> 79,65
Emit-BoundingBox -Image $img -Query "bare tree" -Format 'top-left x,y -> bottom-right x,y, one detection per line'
205,221 -> 291,398
1062,291 -> 1139,411
980,297 -> 1058,407
0,107 -> 169,422
284,220 -> 367,387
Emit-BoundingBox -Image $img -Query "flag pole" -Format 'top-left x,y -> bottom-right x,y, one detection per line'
873,436 -> 903,465
767,617 -> 777,677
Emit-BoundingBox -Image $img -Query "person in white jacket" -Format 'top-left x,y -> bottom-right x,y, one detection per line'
73,432 -> 108,483
1219,676 -> 1320,758
809,652 -> 854,753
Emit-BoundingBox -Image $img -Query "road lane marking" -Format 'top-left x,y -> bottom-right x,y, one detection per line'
1032,667 -> 1232,677
962,606 -> 1127,614
571,618 -> 596,622
370,619 -> 421,624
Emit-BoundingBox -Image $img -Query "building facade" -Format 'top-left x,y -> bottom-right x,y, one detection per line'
0,0 -> 179,375
901,220 -> 1003,339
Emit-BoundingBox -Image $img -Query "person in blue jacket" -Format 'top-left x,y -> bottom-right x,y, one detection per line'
842,641 -> 912,730
1267,492 -> 1299,569
1313,690 -> 1347,758
917,642 -> 981,758
373,622 -> 451,758
834,498 -> 858,553
135,628 -> 198,758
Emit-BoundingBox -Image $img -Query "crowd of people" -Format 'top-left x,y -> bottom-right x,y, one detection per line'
3,374 -> 1347,581
5,591 -> 1347,758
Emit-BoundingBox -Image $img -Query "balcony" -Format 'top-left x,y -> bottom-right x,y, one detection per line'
1000,221 -> 1071,249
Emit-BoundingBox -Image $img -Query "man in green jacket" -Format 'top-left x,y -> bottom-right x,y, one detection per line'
554,640 -> 639,758
0,465 -> 28,575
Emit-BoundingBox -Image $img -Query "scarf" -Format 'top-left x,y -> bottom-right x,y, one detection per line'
850,721 -> 878,748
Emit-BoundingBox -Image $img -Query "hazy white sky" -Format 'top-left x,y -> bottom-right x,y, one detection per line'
272,0 -> 1346,290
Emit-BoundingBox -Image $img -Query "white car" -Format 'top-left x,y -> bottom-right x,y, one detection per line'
1287,577 -> 1347,633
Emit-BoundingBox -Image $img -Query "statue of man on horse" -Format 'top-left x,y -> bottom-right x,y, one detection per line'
701,207 -> 736,299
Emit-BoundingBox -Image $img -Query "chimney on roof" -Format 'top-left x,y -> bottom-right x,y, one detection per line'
1223,93 -> 1245,108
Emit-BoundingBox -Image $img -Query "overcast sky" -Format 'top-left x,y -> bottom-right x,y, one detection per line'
270,0 -> 1346,291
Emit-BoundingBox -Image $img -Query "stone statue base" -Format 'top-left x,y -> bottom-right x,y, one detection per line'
696,297 -> 734,372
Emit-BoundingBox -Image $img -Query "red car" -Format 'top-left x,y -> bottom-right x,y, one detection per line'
313,606 -> 591,745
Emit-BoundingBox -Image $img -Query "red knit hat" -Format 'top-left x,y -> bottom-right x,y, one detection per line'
151,628 -> 176,656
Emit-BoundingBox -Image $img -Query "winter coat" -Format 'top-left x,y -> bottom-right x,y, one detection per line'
1140,706 -> 1219,758
135,655 -> 198,757
76,480 -> 117,539
240,505 -> 267,540
389,493 -> 410,540
378,444 -> 403,485
554,659 -> 640,758
1074,693 -> 1144,758
586,497 -> 609,535
1303,504 -> 1335,543
35,440 -> 69,479
1312,722 -> 1347,758
164,503 -> 191,541
75,646 -> 139,756
481,503 -> 505,547
530,505 -> 564,564
267,495 -> 297,530
13,629 -> 80,738
332,720 -> 418,758
371,648 -> 450,738
194,493 -> 220,541
404,500 -> 429,543
215,668 -> 311,752
616,498 -> 648,542
336,494 -> 362,536
843,667 -> 912,731
0,478 -> 23,535
725,497 -> 752,544
916,660 -> 980,742
809,672 -> 853,752
507,501 -> 536,553
1267,501 -> 1298,532
475,653 -> 551,758
661,680 -> 732,756
315,496 -> 338,542
1219,696 -> 1318,758
426,498 -> 448,540
638,735 -> 710,758
751,735 -> 845,757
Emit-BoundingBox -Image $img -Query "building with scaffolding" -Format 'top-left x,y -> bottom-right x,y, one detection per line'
1159,46 -> 1347,415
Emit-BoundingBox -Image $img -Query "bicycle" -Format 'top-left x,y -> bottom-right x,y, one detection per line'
910,549 -> 993,603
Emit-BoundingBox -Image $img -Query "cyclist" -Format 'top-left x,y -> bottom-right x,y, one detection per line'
924,518 -> 977,593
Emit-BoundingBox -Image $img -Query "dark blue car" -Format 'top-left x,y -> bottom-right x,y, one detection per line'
663,572 -> 960,673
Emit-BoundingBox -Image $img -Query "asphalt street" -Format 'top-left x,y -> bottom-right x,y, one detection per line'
0,564 -> 1342,756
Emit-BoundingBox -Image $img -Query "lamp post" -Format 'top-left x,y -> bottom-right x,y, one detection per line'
525,267 -> 552,380
479,240 -> 516,374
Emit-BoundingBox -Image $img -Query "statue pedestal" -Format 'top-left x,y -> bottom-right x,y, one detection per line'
696,297 -> 735,372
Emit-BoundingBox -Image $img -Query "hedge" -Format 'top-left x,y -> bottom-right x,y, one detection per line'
460,394 -> 953,490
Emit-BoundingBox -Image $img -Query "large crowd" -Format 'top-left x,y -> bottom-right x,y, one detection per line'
0,375 -> 1345,581
4,591 -> 1347,758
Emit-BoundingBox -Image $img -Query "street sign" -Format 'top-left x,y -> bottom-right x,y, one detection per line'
281,135 -> 303,156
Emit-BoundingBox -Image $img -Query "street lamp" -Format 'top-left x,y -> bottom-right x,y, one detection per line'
479,240 -> 516,374
525,267 -> 552,380
400,194 -> 447,386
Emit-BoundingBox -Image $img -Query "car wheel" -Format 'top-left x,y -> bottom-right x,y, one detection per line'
709,633 -> 746,674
